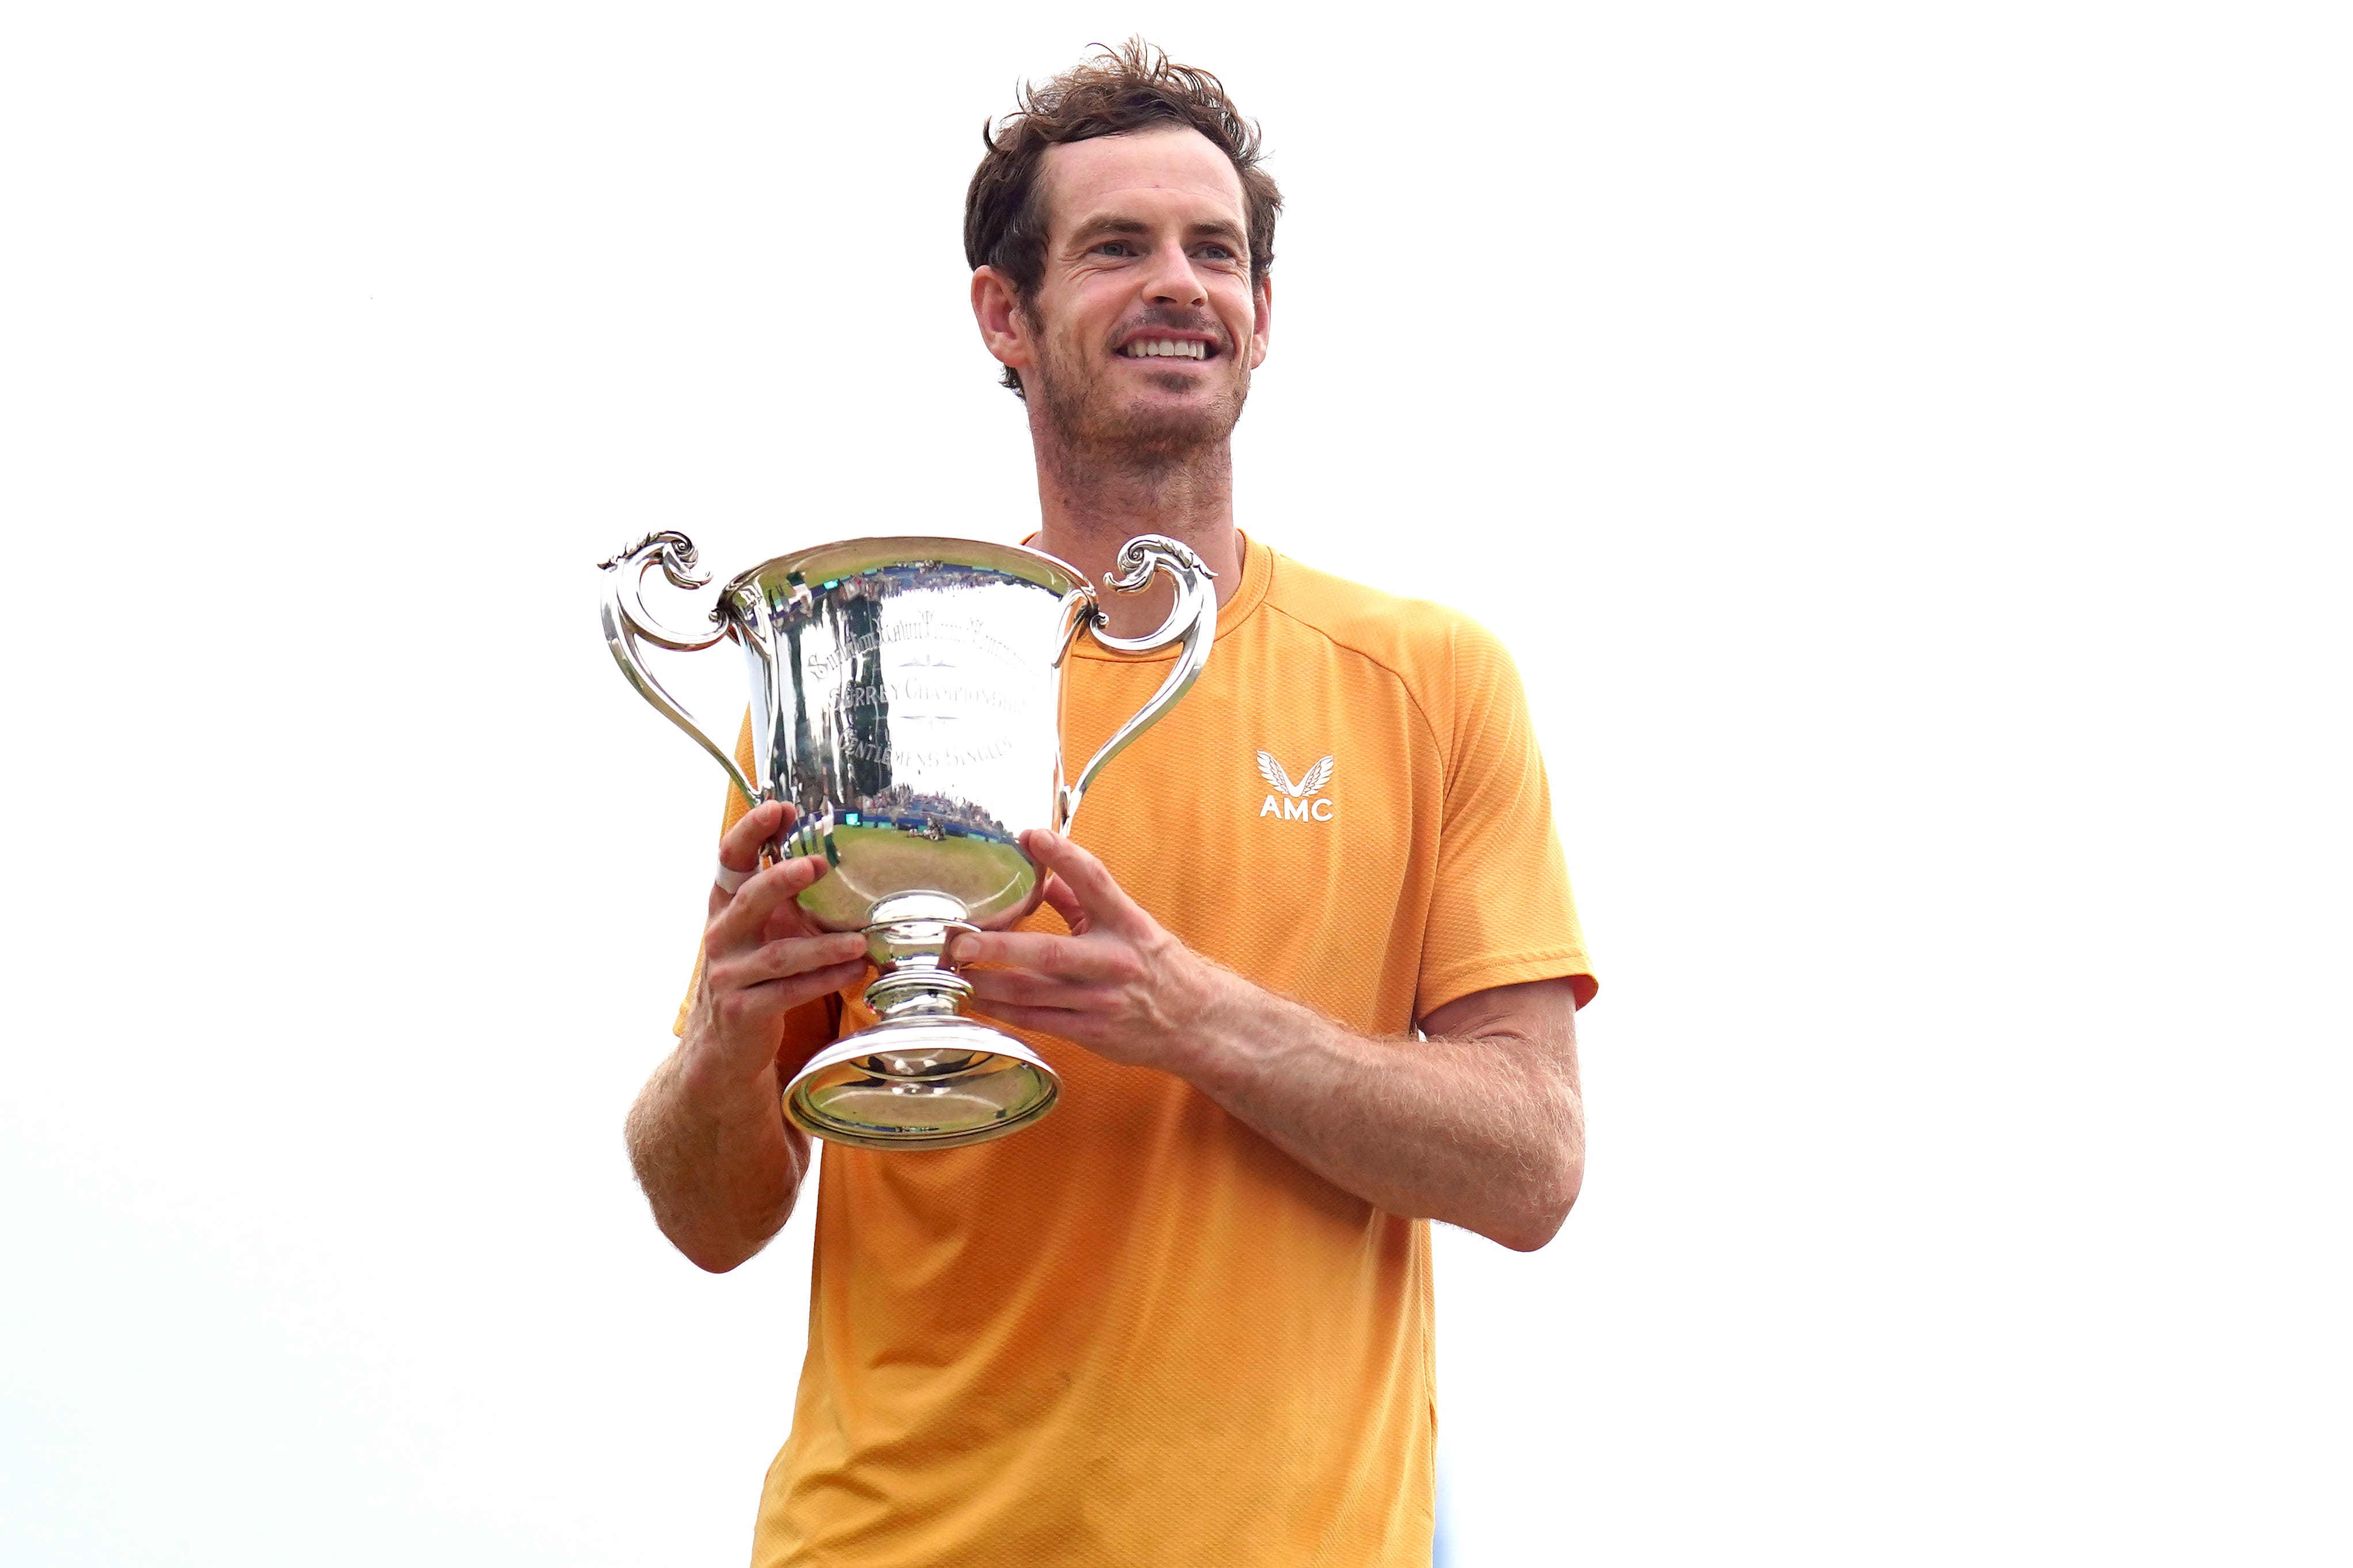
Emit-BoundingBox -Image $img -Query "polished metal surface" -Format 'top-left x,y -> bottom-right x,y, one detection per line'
599,531 -> 1217,1150
783,1022 -> 1060,1153
1059,534 -> 1220,829
596,532 -> 751,800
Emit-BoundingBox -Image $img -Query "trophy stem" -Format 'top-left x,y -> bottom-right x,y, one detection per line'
779,891 -> 1061,1150
860,891 -> 976,1021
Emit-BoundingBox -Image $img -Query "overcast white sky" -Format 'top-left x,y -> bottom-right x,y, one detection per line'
3,4 -> 2346,1565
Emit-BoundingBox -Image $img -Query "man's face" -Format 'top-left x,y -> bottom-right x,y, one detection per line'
1005,127 -> 1271,459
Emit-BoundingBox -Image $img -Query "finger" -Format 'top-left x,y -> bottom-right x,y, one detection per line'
738,930 -> 870,992
947,928 -> 1118,979
1020,831 -> 1147,934
711,931 -> 869,991
1037,873 -> 1084,933
961,966 -> 1113,1011
709,853 -> 831,949
718,799 -> 794,871
718,959 -> 871,1027
757,892 -> 835,943
709,800 -> 795,917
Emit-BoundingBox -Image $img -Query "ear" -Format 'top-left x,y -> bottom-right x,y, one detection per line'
1247,271 -> 1273,370
972,266 -> 1033,375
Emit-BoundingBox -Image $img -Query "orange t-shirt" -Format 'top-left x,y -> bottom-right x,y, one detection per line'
679,535 -> 1594,1567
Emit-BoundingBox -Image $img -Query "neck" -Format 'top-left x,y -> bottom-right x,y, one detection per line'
1028,428 -> 1244,638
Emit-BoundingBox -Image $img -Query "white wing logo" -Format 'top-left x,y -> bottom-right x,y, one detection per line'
1257,750 -> 1335,799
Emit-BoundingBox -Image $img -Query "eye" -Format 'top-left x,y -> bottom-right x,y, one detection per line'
1092,240 -> 1136,257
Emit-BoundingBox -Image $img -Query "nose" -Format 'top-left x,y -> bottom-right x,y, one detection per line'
1139,242 -> 1207,308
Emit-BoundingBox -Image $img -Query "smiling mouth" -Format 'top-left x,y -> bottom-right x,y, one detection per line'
1118,338 -> 1213,361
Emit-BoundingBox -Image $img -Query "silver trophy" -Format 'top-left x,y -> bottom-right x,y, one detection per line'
599,533 -> 1216,1150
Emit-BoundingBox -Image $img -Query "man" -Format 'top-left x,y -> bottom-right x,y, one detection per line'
626,41 -> 1596,1567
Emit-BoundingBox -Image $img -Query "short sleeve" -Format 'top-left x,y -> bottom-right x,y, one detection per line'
1414,618 -> 1596,1020
671,715 -> 847,1069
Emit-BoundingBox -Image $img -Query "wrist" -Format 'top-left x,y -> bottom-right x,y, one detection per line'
676,1021 -> 783,1113
1163,960 -> 1336,1106
1148,947 -> 1247,1079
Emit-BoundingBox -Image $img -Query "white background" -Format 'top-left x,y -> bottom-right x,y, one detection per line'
3,4 -> 2346,1564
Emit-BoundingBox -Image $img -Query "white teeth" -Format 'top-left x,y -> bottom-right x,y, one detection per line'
1126,339 -> 1207,358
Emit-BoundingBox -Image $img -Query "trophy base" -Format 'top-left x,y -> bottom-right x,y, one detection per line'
782,1018 -> 1060,1151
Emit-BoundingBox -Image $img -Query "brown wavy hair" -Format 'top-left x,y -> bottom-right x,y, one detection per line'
965,39 -> 1283,396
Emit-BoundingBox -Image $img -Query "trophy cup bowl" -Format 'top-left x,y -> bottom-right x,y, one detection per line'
599,532 -> 1216,1151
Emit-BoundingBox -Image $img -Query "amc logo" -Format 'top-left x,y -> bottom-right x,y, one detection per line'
1255,751 -> 1334,823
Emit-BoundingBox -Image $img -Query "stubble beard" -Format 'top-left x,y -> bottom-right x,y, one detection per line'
1026,308 -> 1251,477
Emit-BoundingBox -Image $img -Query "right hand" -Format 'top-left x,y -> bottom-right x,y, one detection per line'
680,800 -> 870,1090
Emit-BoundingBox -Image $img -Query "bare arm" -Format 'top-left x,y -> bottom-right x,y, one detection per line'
951,831 -> 1586,1252
1174,972 -> 1581,1251
625,800 -> 870,1273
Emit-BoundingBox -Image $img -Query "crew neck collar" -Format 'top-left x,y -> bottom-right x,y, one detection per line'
1044,529 -> 1271,662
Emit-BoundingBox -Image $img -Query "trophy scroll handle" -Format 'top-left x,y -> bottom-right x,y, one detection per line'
597,531 -> 760,807
1056,534 -> 1219,831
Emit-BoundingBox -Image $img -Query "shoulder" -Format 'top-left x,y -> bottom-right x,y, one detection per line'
1260,548 -> 1501,678
1258,547 -> 1541,784
1258,548 -> 1520,716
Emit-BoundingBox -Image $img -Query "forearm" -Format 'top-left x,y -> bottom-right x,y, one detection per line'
949,832 -> 1585,1248
631,810 -> 871,1272
625,1041 -> 810,1273
1166,970 -> 1584,1252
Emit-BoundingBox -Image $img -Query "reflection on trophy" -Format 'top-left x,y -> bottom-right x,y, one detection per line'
599,533 -> 1216,1151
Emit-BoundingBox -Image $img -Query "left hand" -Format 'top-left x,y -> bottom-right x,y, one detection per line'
947,829 -> 1217,1068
